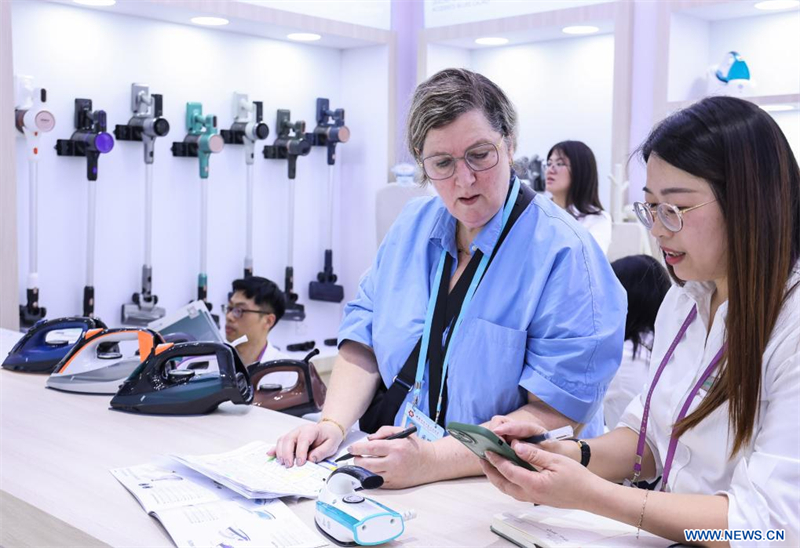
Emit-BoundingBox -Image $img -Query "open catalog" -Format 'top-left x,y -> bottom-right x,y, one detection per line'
111,460 -> 327,548
492,506 -> 673,548
170,441 -> 333,499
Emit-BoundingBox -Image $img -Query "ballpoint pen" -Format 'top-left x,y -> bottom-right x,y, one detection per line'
335,425 -> 418,462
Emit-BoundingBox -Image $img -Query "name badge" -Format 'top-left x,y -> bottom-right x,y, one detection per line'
402,402 -> 444,442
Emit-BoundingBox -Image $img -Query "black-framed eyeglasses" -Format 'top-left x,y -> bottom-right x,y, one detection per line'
633,200 -> 716,233
222,304 -> 273,320
416,137 -> 504,181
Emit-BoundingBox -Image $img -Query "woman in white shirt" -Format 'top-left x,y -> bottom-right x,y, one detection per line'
545,140 -> 612,253
481,96 -> 800,546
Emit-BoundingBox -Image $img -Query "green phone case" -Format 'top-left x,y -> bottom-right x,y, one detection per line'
446,421 -> 536,472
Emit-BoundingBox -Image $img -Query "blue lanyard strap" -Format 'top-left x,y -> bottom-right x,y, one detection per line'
411,176 -> 521,422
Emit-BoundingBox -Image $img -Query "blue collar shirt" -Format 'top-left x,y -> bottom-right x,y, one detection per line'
339,182 -> 626,438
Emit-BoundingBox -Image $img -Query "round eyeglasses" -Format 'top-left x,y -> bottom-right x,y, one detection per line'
222,304 -> 273,320
633,200 -> 716,233
417,137 -> 504,181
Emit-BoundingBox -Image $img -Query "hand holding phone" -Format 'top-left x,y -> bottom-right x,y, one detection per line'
446,422 -> 536,472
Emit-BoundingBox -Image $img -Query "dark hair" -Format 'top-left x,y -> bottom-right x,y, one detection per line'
611,255 -> 671,358
547,140 -> 604,216
639,96 -> 800,455
231,276 -> 286,324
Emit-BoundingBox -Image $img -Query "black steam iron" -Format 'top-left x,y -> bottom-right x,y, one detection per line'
110,341 -> 254,415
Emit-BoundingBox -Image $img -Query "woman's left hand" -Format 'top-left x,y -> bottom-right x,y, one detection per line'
347,425 -> 437,489
480,440 -> 601,511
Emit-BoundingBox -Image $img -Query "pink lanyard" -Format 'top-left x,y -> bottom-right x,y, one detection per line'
632,305 -> 727,491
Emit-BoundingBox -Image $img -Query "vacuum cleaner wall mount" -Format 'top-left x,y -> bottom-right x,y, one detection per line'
55,98 -> 114,181
221,93 -> 269,165
263,109 -> 311,180
171,102 -> 224,179
114,83 -> 170,164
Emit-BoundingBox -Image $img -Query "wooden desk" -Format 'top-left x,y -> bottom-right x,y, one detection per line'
0,351 -> 525,546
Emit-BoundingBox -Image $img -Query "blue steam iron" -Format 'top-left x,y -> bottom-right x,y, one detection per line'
2,316 -> 107,373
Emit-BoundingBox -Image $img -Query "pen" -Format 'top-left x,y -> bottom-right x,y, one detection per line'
334,425 -> 418,462
523,425 -> 574,445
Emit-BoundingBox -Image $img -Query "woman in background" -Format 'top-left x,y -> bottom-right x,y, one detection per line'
603,254 -> 671,428
546,140 -> 612,254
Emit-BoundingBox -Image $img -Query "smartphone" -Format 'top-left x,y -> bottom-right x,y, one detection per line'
446,421 -> 536,471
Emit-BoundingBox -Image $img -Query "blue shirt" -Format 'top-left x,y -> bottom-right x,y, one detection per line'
339,184 -> 626,438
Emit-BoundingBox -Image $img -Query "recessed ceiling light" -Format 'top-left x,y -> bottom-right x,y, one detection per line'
475,37 -> 509,46
761,104 -> 796,112
73,0 -> 116,6
562,25 -> 600,35
287,33 -> 322,42
754,0 -> 800,10
190,16 -> 229,26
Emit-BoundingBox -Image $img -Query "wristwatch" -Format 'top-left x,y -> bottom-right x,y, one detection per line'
567,438 -> 591,467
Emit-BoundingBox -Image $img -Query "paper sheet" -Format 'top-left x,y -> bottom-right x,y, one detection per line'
172,441 -> 331,499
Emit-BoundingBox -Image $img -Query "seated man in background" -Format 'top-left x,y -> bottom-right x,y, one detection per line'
225,276 -> 288,372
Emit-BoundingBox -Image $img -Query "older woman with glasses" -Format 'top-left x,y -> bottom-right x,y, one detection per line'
270,68 -> 626,488
481,96 -> 800,546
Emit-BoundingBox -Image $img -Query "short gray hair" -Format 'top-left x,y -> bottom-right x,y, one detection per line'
407,68 -> 518,171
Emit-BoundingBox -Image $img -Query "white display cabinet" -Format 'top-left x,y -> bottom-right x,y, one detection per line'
6,0 -> 393,344
418,1 -> 634,211
653,0 -> 800,153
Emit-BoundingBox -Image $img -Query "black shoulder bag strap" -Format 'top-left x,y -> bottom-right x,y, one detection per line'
359,182 -> 535,433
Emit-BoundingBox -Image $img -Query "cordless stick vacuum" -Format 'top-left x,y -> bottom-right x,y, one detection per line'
263,109 -> 311,321
55,98 -> 114,318
171,103 -> 224,318
14,76 -> 56,327
220,93 -> 269,279
306,98 -> 350,303
115,84 -> 170,325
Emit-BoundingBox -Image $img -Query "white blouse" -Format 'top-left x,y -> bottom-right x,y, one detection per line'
619,268 -> 800,546
570,207 -> 612,255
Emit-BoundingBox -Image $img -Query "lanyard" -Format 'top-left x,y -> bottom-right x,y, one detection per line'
256,342 -> 268,363
632,305 -> 727,490
411,176 -> 521,424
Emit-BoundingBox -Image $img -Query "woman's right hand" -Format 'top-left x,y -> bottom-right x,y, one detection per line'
490,419 -> 581,462
268,420 -> 344,467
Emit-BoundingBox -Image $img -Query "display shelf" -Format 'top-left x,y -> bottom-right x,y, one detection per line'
5,0 -> 393,339
666,92 -> 800,112
418,1 -> 634,211
653,0 -> 800,122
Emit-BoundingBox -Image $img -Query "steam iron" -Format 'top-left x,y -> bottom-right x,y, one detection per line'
247,349 -> 327,416
110,341 -> 254,415
46,328 -> 165,395
315,465 -> 413,546
2,317 -> 107,373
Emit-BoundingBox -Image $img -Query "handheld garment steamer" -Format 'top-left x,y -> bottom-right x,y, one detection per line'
14,76 -> 56,327
55,99 -> 115,318
220,93 -> 270,278
263,110 -> 312,321
315,465 -> 415,546
171,103 -> 225,320
306,98 -> 350,303
115,84 -> 170,325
